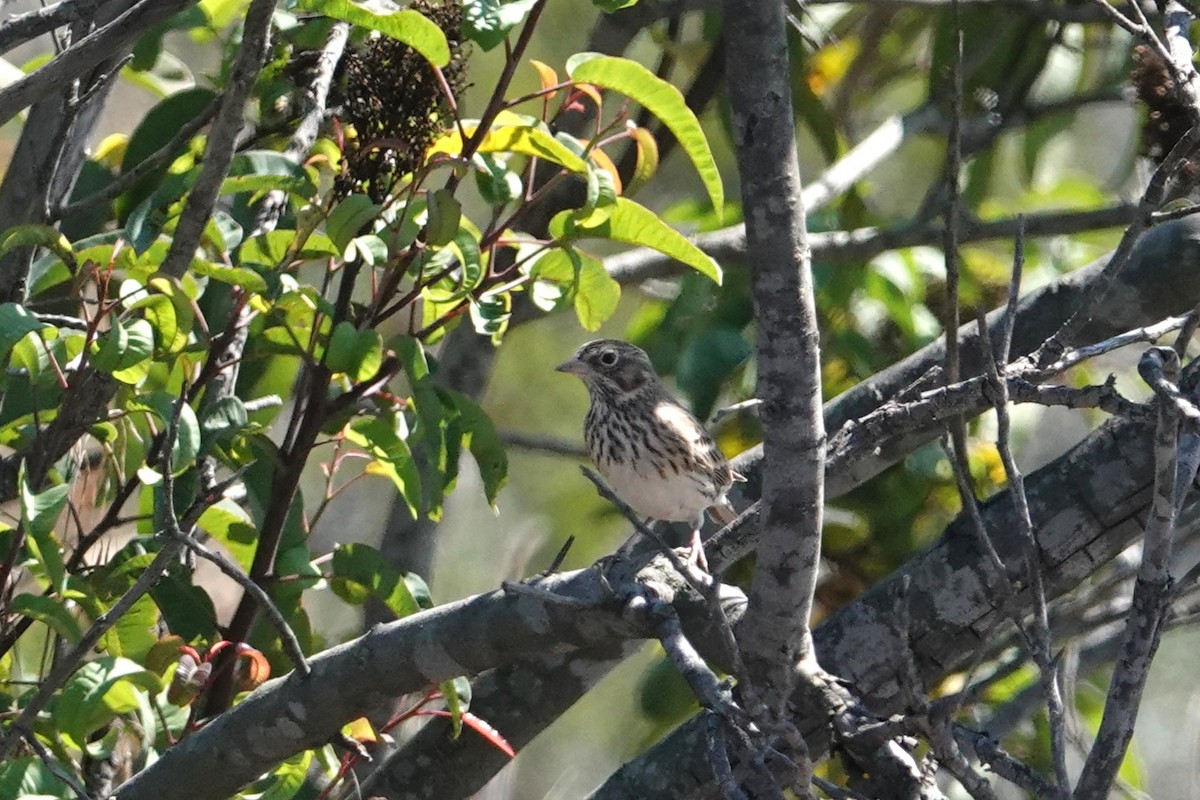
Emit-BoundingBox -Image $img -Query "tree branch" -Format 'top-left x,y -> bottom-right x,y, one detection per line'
722,0 -> 825,723
159,0 -> 275,278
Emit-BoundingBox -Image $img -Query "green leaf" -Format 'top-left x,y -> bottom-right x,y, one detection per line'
329,543 -> 424,618
150,567 -> 219,643
0,757 -> 63,797
199,396 -> 250,449
19,464 -> 68,592
297,0 -> 450,66
426,188 -> 462,247
110,319 -> 155,385
473,153 -> 523,205
326,193 -> 381,254
550,197 -> 721,283
0,224 -> 74,267
194,261 -> 268,293
126,392 -> 201,472
0,303 -> 45,361
469,291 -> 511,342
532,247 -> 621,330
625,125 -> 659,196
462,0 -> 538,51
224,150 -> 317,198
326,322 -> 384,382
100,593 -> 158,662
441,675 -> 471,736
568,54 -> 723,213
428,122 -> 589,174
346,414 -> 422,517
197,499 -> 258,571
10,593 -> 81,642
121,88 -> 214,177
54,657 -> 162,750
124,169 -> 194,254
257,752 -> 313,800
444,389 -> 507,506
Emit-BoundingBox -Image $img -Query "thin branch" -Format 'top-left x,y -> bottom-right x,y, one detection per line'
15,725 -> 94,800
164,511 -> 310,678
0,0 -> 199,128
500,430 -> 588,458
1072,347 -> 1182,799
56,100 -> 219,220
159,0 -> 275,278
604,203 -> 1140,285
979,309 -> 1071,795
1036,115 -> 1200,364
0,0 -> 106,56
250,20 -> 350,235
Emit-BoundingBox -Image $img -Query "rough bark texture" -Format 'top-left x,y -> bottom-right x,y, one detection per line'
723,0 -> 826,709
350,217 -> 1200,799
589,406 -> 1171,799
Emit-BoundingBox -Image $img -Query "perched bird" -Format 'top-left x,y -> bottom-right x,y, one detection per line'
556,339 -> 740,567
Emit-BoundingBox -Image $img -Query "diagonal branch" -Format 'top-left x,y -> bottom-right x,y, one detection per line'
159,0 -> 276,278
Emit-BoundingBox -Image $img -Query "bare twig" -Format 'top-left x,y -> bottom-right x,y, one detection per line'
56,100 -> 219,220
0,0 -> 199,128
0,0 -> 106,56
1073,347 -> 1182,799
250,20 -> 350,235
165,524 -> 310,677
500,430 -> 588,458
15,724 -> 94,800
979,306 -> 1071,794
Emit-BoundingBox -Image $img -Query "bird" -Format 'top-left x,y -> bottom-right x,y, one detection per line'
556,339 -> 740,568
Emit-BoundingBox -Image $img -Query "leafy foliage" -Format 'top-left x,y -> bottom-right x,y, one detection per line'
0,0 -> 731,795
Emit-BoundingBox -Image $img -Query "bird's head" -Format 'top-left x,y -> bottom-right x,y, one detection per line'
556,339 -> 658,398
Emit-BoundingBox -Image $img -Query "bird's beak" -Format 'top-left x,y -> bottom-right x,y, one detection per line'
556,357 -> 588,376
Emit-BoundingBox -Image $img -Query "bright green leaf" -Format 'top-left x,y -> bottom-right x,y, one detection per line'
19,464 -> 69,592
55,657 -> 162,750
110,319 -> 155,385
346,414 -> 422,518
0,224 -> 75,269
426,188 -> 462,247
10,593 -> 81,642
0,303 -> 45,361
550,197 -> 721,283
326,194 -> 381,253
568,54 -> 723,213
428,122 -> 589,174
197,500 -> 258,571
444,389 -> 508,506
100,593 -> 158,662
326,322 -> 383,382
533,246 -> 621,330
297,0 -> 450,66
462,0 -> 538,50
126,392 -> 201,472
329,543 -> 424,618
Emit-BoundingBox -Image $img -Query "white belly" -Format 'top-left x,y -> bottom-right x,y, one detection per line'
598,458 -> 716,523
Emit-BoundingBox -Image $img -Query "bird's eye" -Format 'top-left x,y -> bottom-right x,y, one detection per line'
598,350 -> 619,367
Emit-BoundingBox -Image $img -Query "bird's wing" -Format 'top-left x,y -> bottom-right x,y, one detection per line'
654,401 -> 735,489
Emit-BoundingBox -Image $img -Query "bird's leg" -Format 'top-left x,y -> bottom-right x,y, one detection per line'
684,515 -> 709,572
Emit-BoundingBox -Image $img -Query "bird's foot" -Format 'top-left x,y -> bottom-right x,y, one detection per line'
682,527 -> 710,573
